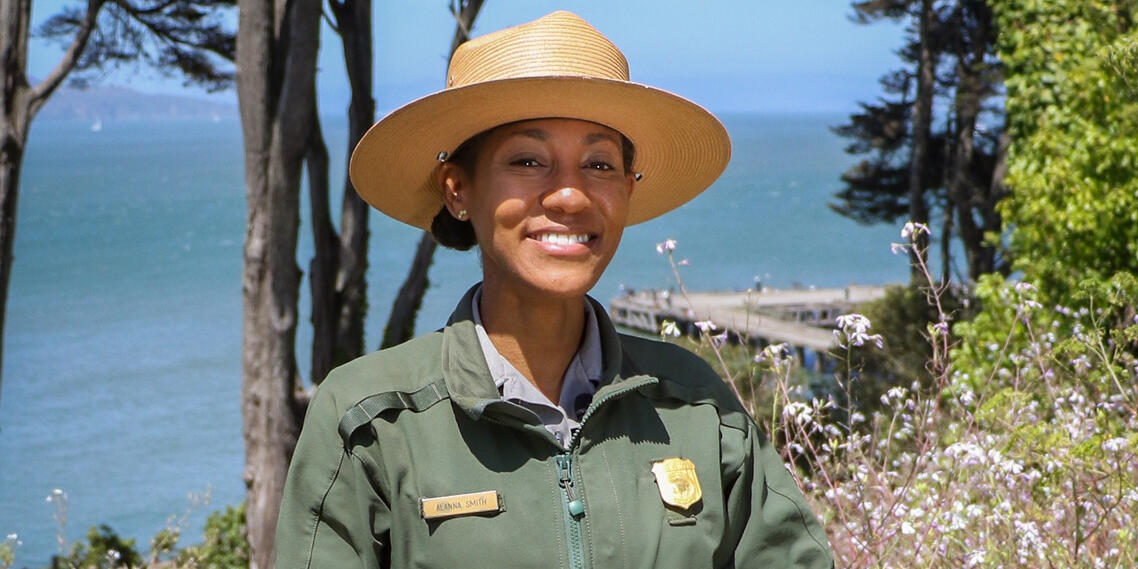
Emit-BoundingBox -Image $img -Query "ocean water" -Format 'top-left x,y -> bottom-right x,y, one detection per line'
0,113 -> 905,565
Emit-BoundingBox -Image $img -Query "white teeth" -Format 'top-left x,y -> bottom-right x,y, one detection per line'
537,233 -> 590,245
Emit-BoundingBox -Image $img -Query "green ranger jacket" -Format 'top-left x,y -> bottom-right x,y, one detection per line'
275,287 -> 834,568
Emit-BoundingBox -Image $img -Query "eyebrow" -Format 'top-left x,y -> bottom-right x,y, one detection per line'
509,128 -> 619,147
583,132 -> 621,146
517,128 -> 547,141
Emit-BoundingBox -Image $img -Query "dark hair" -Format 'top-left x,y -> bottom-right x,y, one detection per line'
430,130 -> 491,251
430,124 -> 637,251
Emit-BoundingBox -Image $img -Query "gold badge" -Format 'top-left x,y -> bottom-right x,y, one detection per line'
420,490 -> 503,520
651,457 -> 702,510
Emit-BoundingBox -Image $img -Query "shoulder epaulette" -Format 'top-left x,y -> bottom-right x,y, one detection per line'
640,379 -> 750,433
337,378 -> 449,444
621,341 -> 750,433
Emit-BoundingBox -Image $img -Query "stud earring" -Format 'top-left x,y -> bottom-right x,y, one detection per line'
457,209 -> 468,220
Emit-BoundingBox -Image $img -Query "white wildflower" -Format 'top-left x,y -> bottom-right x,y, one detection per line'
1070,354 -> 1092,373
755,343 -> 791,367
1102,437 -> 1128,453
965,548 -> 983,566
782,402 -> 814,426
959,389 -> 975,406
834,313 -> 883,349
901,221 -> 931,240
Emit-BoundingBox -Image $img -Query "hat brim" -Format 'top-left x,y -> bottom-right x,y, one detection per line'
349,76 -> 731,230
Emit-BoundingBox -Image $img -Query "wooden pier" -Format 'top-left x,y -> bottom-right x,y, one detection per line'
609,285 -> 889,370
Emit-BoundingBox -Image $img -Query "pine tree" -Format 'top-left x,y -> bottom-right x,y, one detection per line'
832,0 -> 1008,283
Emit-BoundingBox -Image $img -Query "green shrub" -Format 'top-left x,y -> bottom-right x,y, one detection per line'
175,504 -> 248,569
50,525 -> 143,569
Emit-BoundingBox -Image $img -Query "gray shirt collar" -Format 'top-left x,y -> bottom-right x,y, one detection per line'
471,285 -> 603,447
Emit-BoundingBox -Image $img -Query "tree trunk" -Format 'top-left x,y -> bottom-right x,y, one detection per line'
940,199 -> 953,284
0,148 -> 22,403
949,0 -> 997,281
307,108 -> 336,385
948,72 -> 984,280
236,0 -> 322,565
0,6 -> 32,399
1,0 -> 104,401
382,0 -> 485,348
309,0 -> 373,386
382,232 -> 437,348
906,0 -> 935,279
987,128 -> 1011,275
335,0 -> 374,369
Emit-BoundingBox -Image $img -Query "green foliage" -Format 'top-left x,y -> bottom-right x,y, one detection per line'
2,496 -> 247,569
176,504 -> 248,569
51,525 -> 143,569
954,272 -> 1137,392
1,536 -> 17,569
951,273 -> 1054,393
994,0 -> 1138,304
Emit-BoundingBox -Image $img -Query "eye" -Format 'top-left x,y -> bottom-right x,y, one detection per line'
510,157 -> 543,167
585,160 -> 615,171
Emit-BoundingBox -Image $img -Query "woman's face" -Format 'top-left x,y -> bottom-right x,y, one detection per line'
441,118 -> 635,301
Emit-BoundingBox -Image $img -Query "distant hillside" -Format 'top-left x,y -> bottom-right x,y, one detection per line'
37,82 -> 237,121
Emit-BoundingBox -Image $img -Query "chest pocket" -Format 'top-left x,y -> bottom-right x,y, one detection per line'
568,388 -> 747,569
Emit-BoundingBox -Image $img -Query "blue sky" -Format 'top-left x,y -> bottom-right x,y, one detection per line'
27,0 -> 905,114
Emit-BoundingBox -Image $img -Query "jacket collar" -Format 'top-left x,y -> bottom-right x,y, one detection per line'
441,283 -> 655,424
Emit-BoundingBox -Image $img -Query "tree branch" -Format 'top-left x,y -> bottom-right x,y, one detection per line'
29,0 -> 108,114
321,8 -> 338,34
129,0 -> 181,16
109,0 -> 235,62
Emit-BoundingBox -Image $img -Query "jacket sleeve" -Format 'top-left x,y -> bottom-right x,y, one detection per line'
723,421 -> 834,568
275,384 -> 391,569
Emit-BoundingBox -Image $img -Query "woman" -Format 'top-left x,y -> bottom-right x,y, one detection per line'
275,11 -> 833,569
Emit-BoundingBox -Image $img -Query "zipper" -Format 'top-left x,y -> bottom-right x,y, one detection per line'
553,376 -> 657,569
567,376 -> 656,448
556,453 -> 587,569
482,376 -> 658,569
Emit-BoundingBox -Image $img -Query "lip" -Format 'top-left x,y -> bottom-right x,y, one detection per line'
527,229 -> 597,256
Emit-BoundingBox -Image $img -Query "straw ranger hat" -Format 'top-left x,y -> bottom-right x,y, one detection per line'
349,10 -> 731,230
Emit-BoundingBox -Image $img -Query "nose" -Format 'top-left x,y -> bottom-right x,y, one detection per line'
542,167 -> 591,215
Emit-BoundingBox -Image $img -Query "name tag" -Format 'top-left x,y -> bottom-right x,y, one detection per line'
420,491 -> 503,520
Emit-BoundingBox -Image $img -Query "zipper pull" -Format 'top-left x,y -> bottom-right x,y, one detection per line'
557,455 -> 585,517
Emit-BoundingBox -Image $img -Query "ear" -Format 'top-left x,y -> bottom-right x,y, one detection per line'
438,162 -> 468,219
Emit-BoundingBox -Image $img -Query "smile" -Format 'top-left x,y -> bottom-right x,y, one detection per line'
534,232 -> 593,245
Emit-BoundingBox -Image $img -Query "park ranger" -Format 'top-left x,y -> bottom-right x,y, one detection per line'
275,11 -> 834,569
